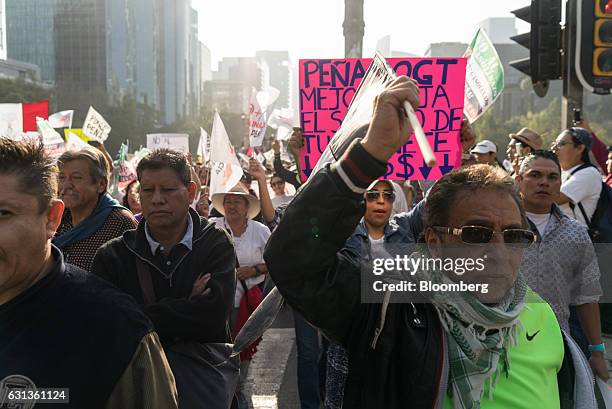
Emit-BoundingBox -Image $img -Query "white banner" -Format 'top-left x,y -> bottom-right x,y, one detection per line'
37,118 -> 66,157
209,111 -> 243,195
48,110 -> 74,129
0,103 -> 23,140
146,133 -> 190,154
82,106 -> 112,142
248,87 -> 280,147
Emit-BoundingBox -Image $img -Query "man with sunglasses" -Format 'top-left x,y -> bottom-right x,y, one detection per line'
507,128 -> 543,175
265,76 -> 597,408
516,150 -> 606,381
552,128 -> 603,227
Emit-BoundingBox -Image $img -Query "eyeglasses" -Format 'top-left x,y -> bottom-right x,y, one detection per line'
551,140 -> 575,149
365,191 -> 395,203
432,225 -> 536,247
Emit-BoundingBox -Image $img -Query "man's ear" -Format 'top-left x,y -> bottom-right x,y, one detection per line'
424,227 -> 443,258
46,199 -> 65,240
97,178 -> 108,194
187,181 -> 197,202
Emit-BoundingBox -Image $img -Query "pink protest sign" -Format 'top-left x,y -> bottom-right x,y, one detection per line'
298,58 -> 467,181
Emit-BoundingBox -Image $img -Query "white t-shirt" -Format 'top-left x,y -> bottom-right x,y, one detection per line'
209,217 -> 271,307
272,194 -> 294,209
526,212 -> 551,237
560,165 -> 602,226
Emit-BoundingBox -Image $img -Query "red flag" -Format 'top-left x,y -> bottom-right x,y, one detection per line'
22,101 -> 49,132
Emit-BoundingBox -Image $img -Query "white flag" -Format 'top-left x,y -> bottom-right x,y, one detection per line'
209,111 -> 243,196
268,108 -> 294,141
197,127 -> 210,164
48,110 -> 74,128
65,131 -> 89,151
36,118 -> 66,157
248,87 -> 280,147
83,106 -> 112,142
463,29 -> 504,123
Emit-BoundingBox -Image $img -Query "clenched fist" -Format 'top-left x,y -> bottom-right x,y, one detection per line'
360,76 -> 420,163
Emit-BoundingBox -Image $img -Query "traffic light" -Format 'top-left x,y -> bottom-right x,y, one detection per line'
510,0 -> 562,97
577,0 -> 612,94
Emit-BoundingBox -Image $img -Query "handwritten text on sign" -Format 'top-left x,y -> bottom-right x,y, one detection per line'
298,58 -> 467,181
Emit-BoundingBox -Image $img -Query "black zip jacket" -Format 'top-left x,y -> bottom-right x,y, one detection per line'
264,140 -> 587,409
264,142 -> 445,408
92,208 -> 236,345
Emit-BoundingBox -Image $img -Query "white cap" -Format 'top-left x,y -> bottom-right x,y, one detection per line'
470,140 -> 497,154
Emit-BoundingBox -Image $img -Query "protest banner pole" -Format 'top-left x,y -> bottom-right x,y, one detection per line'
376,54 -> 437,167
403,101 -> 436,167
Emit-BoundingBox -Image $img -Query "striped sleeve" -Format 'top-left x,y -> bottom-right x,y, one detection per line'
330,139 -> 388,194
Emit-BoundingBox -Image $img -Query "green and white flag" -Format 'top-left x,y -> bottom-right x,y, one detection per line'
463,29 -> 504,123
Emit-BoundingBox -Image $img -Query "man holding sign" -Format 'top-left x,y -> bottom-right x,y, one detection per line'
265,77 -> 596,408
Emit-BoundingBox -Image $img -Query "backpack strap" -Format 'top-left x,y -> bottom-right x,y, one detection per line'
569,163 -> 593,176
567,164 -> 596,226
135,258 -> 157,305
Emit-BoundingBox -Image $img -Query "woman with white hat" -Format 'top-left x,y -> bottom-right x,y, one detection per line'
209,184 -> 271,409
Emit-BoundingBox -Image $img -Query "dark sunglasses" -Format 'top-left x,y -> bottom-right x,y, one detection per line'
365,191 -> 395,202
432,225 -> 536,247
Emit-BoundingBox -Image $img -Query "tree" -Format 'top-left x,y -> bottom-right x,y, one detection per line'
0,79 -> 54,105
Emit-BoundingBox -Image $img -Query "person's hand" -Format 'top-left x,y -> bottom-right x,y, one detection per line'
287,129 -> 304,158
186,153 -> 194,166
237,266 -> 256,280
361,76 -> 420,163
460,119 -> 476,154
590,351 -> 609,382
190,273 -> 211,299
248,158 -> 266,182
272,139 -> 281,154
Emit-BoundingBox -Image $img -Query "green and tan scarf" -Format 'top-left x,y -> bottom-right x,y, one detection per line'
408,250 -> 527,409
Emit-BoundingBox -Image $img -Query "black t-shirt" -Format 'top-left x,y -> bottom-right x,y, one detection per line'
0,246 -> 153,408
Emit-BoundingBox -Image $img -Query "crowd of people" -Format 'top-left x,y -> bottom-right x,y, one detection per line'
1,74 -> 611,409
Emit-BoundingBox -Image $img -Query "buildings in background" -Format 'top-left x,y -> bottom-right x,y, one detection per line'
256,50 -> 291,110
5,0 -> 211,124
5,0 -> 56,81
205,55 -> 275,146
0,58 -> 41,82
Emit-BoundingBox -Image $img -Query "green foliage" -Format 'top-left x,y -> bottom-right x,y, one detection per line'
0,78 -> 54,104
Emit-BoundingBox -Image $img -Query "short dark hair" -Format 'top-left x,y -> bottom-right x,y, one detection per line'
0,138 -> 57,213
424,164 -> 526,229
57,147 -> 110,189
519,150 -> 561,175
136,149 -> 191,186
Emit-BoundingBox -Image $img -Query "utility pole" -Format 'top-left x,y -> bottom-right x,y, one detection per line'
562,0 -> 584,129
343,0 -> 365,58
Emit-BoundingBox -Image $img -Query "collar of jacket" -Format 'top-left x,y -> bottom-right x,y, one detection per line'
124,207 -> 209,259
354,217 -> 402,241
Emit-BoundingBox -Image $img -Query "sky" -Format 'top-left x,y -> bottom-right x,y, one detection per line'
194,0 -> 531,69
